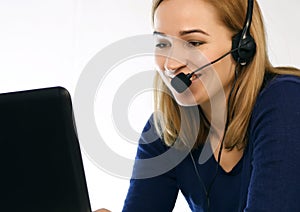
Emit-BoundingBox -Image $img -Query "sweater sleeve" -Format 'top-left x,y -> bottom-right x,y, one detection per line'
245,76 -> 300,211
122,116 -> 179,212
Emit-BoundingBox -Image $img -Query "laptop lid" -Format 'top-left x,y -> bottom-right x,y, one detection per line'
0,87 -> 92,212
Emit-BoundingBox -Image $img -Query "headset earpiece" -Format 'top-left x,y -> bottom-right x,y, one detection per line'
231,0 -> 256,66
231,31 -> 256,66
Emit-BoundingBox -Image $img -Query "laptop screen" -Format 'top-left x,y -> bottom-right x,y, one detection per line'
0,87 -> 92,212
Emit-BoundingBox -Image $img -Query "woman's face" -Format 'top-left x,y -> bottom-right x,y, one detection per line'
154,0 -> 236,108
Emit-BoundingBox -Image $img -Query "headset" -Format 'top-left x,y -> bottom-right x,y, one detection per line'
171,0 -> 256,93
231,0 -> 256,66
189,0 -> 256,211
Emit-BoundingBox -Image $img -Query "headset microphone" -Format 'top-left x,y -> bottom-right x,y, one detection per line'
170,72 -> 193,93
171,48 -> 238,93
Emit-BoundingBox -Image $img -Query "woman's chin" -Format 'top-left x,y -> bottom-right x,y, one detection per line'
173,93 -> 203,106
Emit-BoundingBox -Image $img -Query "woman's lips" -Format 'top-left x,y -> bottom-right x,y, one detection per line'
163,70 -> 201,82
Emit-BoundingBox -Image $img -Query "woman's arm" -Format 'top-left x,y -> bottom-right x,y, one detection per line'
122,116 -> 179,212
245,76 -> 300,211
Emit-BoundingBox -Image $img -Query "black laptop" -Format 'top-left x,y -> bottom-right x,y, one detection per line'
0,87 -> 92,212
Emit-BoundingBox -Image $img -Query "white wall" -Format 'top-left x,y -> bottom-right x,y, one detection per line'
0,0 -> 299,211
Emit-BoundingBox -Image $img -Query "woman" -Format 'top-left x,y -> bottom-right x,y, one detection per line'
99,0 -> 300,211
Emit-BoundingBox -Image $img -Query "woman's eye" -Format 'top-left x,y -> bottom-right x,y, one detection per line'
187,41 -> 204,47
155,42 -> 170,49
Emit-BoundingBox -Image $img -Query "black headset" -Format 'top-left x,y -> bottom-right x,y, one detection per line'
231,0 -> 256,66
170,0 -> 256,93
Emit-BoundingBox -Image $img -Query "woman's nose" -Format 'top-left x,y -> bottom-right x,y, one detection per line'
154,43 -> 187,73
164,56 -> 187,73
155,54 -> 186,73
164,57 -> 186,75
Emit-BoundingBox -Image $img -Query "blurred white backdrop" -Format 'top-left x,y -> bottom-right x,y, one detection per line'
0,0 -> 299,211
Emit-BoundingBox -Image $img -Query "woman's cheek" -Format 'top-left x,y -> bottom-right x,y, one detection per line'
155,54 -> 167,70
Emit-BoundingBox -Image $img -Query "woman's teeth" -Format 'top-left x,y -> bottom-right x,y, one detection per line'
191,74 -> 198,81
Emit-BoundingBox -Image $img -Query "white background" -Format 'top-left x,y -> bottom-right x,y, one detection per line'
0,0 -> 299,211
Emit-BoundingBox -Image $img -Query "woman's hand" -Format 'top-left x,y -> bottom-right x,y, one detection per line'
94,209 -> 111,212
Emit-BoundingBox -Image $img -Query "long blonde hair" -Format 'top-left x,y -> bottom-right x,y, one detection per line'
152,0 -> 300,150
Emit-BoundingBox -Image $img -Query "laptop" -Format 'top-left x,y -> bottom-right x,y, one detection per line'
0,87 -> 92,212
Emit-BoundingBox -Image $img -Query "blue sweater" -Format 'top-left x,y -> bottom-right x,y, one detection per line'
122,74 -> 300,212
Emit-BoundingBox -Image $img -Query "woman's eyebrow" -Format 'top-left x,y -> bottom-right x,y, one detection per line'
153,29 -> 210,36
179,29 -> 210,36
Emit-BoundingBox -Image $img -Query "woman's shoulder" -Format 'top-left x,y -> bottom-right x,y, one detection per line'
259,73 -> 300,97
256,74 -> 300,106
135,114 -> 169,159
250,73 -> 300,134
